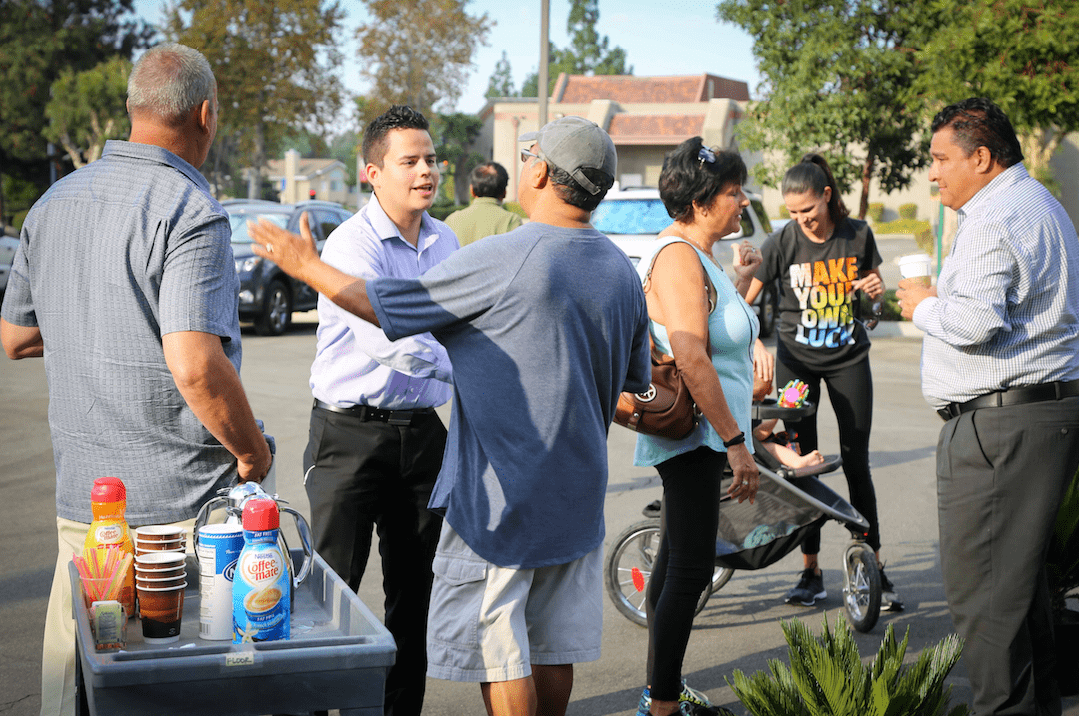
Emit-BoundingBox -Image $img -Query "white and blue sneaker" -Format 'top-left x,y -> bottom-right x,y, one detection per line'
637,680 -> 714,715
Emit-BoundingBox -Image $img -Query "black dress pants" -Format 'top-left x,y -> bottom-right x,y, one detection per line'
776,347 -> 880,553
304,407 -> 446,716
937,397 -> 1079,716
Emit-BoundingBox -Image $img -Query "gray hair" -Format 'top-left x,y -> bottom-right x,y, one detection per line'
128,43 -> 216,123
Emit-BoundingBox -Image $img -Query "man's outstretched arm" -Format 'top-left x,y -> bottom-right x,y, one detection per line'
248,213 -> 380,326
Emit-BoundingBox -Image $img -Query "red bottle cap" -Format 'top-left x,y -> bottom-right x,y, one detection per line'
242,498 -> 280,531
90,476 -> 126,503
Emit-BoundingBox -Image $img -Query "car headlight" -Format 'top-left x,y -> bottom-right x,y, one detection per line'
235,256 -> 262,273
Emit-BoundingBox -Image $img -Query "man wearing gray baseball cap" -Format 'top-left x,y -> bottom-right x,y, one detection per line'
246,115 -> 651,716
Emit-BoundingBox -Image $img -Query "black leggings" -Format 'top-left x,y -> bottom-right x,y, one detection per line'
776,346 -> 880,553
645,446 -> 726,702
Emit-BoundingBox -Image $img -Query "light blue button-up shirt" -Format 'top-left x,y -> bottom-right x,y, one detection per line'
309,194 -> 457,409
913,163 -> 1079,407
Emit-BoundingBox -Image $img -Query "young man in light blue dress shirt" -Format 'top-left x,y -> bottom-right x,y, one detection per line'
302,105 -> 458,716
899,97 -> 1079,716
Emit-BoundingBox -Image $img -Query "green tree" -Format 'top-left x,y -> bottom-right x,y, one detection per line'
164,0 -> 346,199
0,0 -> 150,168
717,0 -> 932,219
44,56 -> 132,168
355,0 -> 492,125
916,0 -> 1079,195
328,131 -> 361,188
485,50 -> 517,99
0,0 -> 151,228
431,112 -> 484,203
521,0 -> 631,98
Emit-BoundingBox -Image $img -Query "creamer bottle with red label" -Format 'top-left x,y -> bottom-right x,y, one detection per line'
83,477 -> 136,617
233,498 -> 290,643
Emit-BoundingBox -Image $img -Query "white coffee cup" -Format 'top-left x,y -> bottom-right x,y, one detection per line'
898,253 -> 933,287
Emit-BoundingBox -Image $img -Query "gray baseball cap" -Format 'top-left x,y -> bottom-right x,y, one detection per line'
519,116 -> 617,195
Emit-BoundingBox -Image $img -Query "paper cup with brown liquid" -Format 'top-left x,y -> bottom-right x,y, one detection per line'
137,582 -> 186,643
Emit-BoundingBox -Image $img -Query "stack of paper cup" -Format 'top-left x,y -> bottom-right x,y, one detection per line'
898,253 -> 934,287
134,552 -> 187,643
134,525 -> 187,556
196,524 -> 245,640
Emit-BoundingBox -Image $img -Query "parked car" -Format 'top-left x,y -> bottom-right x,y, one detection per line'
226,200 -> 353,336
591,187 -> 780,337
0,232 -> 19,295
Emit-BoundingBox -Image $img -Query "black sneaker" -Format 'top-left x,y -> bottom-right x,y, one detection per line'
878,566 -> 904,612
785,568 -> 826,606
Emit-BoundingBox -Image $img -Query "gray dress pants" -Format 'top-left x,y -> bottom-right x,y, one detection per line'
937,396 -> 1079,716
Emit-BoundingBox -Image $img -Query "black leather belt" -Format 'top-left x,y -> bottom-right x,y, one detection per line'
313,399 -> 434,426
937,379 -> 1079,421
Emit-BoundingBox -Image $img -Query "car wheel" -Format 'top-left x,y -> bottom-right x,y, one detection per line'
758,281 -> 778,338
255,280 -> 292,336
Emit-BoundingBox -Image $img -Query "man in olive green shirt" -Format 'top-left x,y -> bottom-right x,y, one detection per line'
445,161 -> 522,246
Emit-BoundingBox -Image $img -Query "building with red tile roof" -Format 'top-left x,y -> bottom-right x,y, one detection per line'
473,72 -> 751,202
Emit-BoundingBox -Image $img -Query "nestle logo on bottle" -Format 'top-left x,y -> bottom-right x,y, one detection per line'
241,554 -> 281,582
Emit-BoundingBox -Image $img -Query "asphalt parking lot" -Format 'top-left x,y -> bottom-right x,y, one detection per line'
3,234 -> 1078,715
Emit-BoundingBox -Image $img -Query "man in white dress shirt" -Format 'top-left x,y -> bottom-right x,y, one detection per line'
302,105 -> 458,716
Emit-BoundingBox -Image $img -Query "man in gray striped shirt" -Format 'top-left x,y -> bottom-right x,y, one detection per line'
1,44 -> 271,716
899,97 -> 1079,716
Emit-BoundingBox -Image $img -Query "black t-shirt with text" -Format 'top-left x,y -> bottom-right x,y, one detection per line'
755,218 -> 882,369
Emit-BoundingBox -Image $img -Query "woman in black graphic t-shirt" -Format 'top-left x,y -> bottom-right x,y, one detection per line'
745,154 -> 902,612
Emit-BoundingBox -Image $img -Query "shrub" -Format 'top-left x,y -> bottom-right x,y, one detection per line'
916,227 -> 934,255
728,615 -> 969,716
778,205 -> 790,219
427,204 -> 464,221
867,203 -> 885,222
875,218 -> 931,240
899,203 -> 918,220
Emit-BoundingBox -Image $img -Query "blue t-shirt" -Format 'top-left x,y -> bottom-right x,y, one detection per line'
633,237 -> 759,467
369,221 -> 651,568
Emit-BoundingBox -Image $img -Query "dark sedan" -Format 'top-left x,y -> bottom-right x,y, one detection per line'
226,200 -> 353,335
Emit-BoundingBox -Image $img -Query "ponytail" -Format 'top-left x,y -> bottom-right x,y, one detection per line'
781,153 -> 848,226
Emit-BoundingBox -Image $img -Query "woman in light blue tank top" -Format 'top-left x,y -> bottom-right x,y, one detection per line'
632,139 -> 769,716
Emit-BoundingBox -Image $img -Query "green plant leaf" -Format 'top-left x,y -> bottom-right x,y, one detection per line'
730,616 -> 968,716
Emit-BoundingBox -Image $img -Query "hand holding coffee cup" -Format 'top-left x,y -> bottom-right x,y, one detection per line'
896,253 -> 937,320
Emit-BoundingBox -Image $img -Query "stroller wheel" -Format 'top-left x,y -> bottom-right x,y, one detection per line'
605,519 -> 734,626
606,520 -> 660,626
842,543 -> 882,632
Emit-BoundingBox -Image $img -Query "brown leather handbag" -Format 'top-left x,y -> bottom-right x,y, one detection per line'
614,341 -> 698,440
614,236 -> 712,440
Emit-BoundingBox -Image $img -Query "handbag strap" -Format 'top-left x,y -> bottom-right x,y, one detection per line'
641,237 -> 715,362
641,237 -> 715,314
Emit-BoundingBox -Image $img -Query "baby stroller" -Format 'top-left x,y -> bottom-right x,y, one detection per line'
605,399 -> 884,632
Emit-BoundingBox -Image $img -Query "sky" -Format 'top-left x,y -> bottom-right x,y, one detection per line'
131,0 -> 762,116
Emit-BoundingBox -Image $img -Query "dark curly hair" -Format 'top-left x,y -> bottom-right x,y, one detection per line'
658,137 -> 747,223
362,105 -> 431,169
931,97 -> 1023,169
781,153 -> 849,226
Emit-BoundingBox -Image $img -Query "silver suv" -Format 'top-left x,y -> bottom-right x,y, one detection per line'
592,187 -> 779,336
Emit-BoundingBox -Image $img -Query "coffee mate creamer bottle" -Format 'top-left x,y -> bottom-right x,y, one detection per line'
233,498 -> 290,642
83,477 -> 136,617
